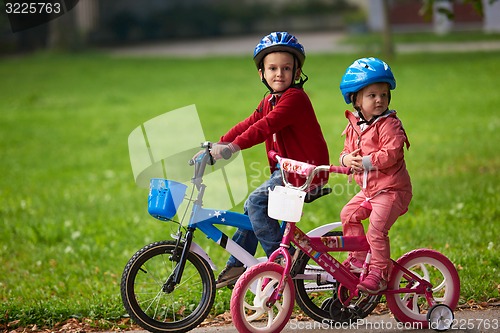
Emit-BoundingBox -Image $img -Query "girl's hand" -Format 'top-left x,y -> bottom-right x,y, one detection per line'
343,149 -> 364,173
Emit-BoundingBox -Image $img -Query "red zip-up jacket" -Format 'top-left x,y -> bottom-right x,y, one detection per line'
340,109 -> 412,197
220,88 -> 329,187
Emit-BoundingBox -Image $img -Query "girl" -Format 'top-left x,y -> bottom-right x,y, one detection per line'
338,57 -> 412,294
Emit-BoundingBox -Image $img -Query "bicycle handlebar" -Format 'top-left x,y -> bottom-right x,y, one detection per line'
188,142 -> 233,166
188,142 -> 235,185
268,150 -> 351,191
329,165 -> 351,175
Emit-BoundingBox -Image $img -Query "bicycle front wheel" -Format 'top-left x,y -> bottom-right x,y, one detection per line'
230,262 -> 294,333
121,241 -> 215,333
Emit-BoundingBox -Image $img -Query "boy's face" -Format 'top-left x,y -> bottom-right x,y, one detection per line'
259,52 -> 300,93
355,82 -> 390,120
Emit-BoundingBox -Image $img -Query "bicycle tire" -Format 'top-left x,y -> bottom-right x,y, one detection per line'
230,262 -> 294,333
121,240 -> 215,333
385,249 -> 460,328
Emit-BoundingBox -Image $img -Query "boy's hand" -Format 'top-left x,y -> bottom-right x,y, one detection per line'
210,143 -> 233,160
343,149 -> 364,173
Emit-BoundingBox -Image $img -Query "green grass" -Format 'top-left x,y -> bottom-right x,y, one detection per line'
1,49 -> 499,329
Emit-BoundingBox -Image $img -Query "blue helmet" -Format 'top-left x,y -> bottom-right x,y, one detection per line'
340,57 -> 396,104
253,32 -> 306,69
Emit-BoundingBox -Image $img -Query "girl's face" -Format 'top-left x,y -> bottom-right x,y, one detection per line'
355,82 -> 390,121
259,52 -> 300,93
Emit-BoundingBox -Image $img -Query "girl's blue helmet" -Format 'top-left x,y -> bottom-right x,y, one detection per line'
253,32 -> 306,69
340,57 -> 396,104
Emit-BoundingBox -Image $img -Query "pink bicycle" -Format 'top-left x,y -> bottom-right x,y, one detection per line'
230,152 -> 460,332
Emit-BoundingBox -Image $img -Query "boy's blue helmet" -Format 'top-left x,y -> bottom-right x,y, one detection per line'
340,57 -> 396,104
253,32 -> 306,69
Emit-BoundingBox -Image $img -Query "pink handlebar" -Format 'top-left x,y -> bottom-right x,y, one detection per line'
268,150 -> 279,162
268,150 -> 351,175
329,165 -> 351,175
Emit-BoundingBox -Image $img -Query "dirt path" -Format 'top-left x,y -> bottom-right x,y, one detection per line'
112,306 -> 499,333
197,306 -> 500,333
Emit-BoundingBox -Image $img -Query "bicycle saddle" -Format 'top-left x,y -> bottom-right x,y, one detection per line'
304,187 -> 332,203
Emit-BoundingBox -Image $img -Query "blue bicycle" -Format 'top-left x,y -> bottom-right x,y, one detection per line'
120,141 -> 345,333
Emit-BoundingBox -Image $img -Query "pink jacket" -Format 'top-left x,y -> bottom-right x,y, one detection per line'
340,110 -> 412,197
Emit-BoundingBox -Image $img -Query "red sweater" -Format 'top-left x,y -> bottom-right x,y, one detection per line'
220,88 -> 329,187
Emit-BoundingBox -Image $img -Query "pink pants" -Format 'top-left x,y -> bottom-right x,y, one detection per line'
340,190 -> 412,281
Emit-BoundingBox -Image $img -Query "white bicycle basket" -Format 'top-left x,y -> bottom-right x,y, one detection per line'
268,186 -> 306,222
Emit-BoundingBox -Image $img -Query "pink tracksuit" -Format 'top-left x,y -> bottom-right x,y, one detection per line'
340,110 -> 412,281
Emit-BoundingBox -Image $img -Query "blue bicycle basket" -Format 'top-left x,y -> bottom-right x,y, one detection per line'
148,179 -> 187,221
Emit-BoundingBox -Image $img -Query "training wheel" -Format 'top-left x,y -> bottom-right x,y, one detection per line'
427,304 -> 454,331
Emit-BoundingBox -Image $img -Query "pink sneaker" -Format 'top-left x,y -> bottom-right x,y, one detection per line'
357,269 -> 387,294
342,255 -> 364,274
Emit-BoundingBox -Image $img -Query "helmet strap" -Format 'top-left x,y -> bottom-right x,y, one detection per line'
352,91 -> 391,126
352,93 -> 372,126
291,71 -> 308,89
352,93 -> 361,111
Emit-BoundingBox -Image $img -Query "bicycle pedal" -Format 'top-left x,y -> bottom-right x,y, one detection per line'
347,304 -> 363,317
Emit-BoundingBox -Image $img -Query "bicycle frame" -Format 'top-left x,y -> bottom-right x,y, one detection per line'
166,144 -> 259,286
167,143 -> 342,288
266,220 -> 436,309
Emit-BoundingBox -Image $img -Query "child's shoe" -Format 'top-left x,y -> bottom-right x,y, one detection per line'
215,265 -> 245,289
357,268 -> 387,294
342,255 -> 364,274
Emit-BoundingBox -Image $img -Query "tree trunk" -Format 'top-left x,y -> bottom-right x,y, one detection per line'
381,0 -> 395,59
48,7 -> 81,51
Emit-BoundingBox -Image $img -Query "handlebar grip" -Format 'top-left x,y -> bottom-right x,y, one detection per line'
268,150 -> 279,161
329,165 -> 352,175
221,147 -> 232,160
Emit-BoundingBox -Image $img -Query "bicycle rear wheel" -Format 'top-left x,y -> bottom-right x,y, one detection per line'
293,251 -> 380,323
293,231 -> 380,323
386,249 -> 460,328
293,250 -> 338,321
121,240 -> 215,333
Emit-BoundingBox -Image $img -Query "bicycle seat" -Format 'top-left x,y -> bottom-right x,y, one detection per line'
304,187 -> 332,203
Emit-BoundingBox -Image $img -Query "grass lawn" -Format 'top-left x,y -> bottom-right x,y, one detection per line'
0,48 -> 499,329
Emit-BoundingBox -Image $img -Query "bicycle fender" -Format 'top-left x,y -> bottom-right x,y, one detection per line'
306,222 -> 342,237
189,241 -> 218,270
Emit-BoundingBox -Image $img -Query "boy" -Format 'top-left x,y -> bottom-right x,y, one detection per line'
210,32 -> 329,288
338,57 -> 412,294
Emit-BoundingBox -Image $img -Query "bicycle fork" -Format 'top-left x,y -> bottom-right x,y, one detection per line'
264,223 -> 296,307
162,227 -> 196,293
